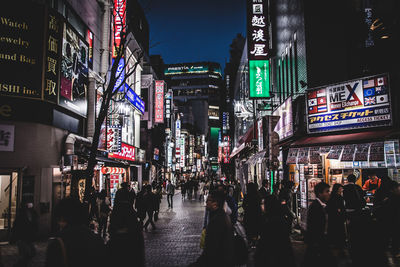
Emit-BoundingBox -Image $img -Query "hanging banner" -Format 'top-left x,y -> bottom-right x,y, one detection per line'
307,74 -> 391,133
155,81 -> 165,123
112,0 -> 126,58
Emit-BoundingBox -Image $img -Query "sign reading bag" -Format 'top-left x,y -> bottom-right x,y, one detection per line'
306,74 -> 391,133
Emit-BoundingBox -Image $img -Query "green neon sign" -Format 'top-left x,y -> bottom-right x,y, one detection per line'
249,60 -> 270,98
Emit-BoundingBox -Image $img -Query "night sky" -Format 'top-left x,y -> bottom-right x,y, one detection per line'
138,0 -> 246,70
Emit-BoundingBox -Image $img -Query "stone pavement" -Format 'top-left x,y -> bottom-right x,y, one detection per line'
144,192 -> 204,266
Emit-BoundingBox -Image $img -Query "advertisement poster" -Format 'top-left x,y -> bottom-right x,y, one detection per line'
286,148 -> 298,164
297,148 -> 309,164
60,23 -> 88,117
0,124 -> 15,152
273,96 -> 293,140
307,74 -> 391,133
354,144 -> 369,161
369,142 -> 385,162
341,145 -> 356,162
309,147 -> 321,164
109,142 -> 135,162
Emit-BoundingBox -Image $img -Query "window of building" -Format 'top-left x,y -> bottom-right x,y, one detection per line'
294,33 -> 299,93
289,44 -> 294,96
285,50 -> 289,99
278,59 -> 282,104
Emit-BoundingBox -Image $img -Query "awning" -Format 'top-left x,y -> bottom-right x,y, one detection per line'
230,143 -> 246,158
291,130 -> 394,147
246,150 -> 266,165
238,125 -> 257,144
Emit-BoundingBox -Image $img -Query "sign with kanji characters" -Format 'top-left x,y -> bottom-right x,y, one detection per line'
0,2 -> 45,100
249,60 -> 270,98
155,81 -> 165,123
0,125 -> 14,152
59,23 -> 89,117
43,9 -> 62,103
307,74 -> 392,133
113,0 -> 126,58
247,0 -> 269,61
106,125 -> 122,153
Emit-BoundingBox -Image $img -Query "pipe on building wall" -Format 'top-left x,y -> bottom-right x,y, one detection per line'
65,133 -> 92,155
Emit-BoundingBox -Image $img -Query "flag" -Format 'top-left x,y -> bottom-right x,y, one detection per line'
318,97 -> 327,105
308,98 -> 317,107
376,94 -> 388,104
318,105 -> 327,112
309,106 -> 317,114
364,97 -> 376,106
317,89 -> 326,97
363,88 -> 375,97
375,86 -> 387,95
376,77 -> 386,86
308,91 -> 317,99
363,79 -> 375,88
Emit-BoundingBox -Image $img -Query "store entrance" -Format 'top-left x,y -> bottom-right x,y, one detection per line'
0,172 -> 18,242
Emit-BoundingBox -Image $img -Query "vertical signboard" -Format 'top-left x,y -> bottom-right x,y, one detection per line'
180,135 -> 185,168
43,10 -> 62,103
112,0 -> 126,58
249,60 -> 270,98
247,0 -> 269,60
87,30 -> 94,69
257,119 -> 263,151
155,81 -> 165,123
106,125 -> 122,153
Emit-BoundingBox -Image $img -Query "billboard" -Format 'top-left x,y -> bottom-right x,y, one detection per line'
273,96 -> 293,140
60,23 -> 89,117
155,81 -> 164,123
247,0 -> 269,60
165,63 -> 222,76
307,74 -> 391,133
249,60 -> 270,98
109,142 -> 135,161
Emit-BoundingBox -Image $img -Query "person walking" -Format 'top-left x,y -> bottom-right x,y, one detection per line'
98,189 -> 111,239
135,188 -> 146,226
258,180 -> 269,199
45,198 -> 106,267
11,201 -> 38,267
107,202 -> 145,266
327,184 -> 346,251
199,180 -> 205,201
191,191 -> 235,267
181,179 -> 187,201
166,180 -> 175,208
143,185 -> 156,231
302,182 -> 336,267
242,182 -> 262,248
255,195 -> 296,267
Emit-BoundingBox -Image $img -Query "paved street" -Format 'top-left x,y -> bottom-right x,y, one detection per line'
144,192 -> 204,266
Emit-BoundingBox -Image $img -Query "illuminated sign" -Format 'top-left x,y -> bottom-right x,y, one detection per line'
155,81 -> 164,123
113,0 -> 126,58
87,30 -> 94,69
307,74 -> 391,133
247,0 -> 269,60
180,136 -> 185,168
125,83 -> 145,115
165,64 -> 222,76
165,90 -> 172,119
273,96 -> 293,140
249,60 -> 270,98
106,125 -> 121,153
109,142 -> 135,161
113,58 -> 125,92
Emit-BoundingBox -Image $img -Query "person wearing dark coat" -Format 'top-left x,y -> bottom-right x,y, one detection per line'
258,180 -> 269,199
327,183 -> 346,249
45,198 -> 106,267
107,202 -> 145,267
255,195 -> 296,267
11,201 -> 38,267
114,182 -> 135,207
243,183 -> 262,246
135,189 -> 146,226
192,191 -> 235,267
143,185 -> 157,231
302,182 -> 336,267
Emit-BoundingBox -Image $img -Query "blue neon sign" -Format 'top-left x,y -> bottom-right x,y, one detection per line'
125,83 -> 145,115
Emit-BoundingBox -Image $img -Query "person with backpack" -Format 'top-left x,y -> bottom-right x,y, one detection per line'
98,189 -> 111,239
191,191 -> 235,267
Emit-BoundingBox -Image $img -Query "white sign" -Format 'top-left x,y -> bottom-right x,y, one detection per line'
180,136 -> 185,168
257,119 -> 263,152
273,96 -> 293,140
0,125 -> 14,152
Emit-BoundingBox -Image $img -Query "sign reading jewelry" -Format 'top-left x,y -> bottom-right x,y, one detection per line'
306,74 -> 391,133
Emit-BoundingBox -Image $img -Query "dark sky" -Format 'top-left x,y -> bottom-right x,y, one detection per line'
139,0 -> 246,70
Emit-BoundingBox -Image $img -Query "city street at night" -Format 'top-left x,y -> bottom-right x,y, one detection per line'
1,0 -> 400,266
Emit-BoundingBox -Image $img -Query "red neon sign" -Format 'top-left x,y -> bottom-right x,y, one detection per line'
113,0 -> 126,58
109,142 -> 135,161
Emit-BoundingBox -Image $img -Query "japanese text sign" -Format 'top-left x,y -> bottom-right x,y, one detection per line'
249,60 -> 270,98
109,142 -> 135,161
247,0 -> 269,60
155,81 -> 165,123
307,74 -> 391,133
